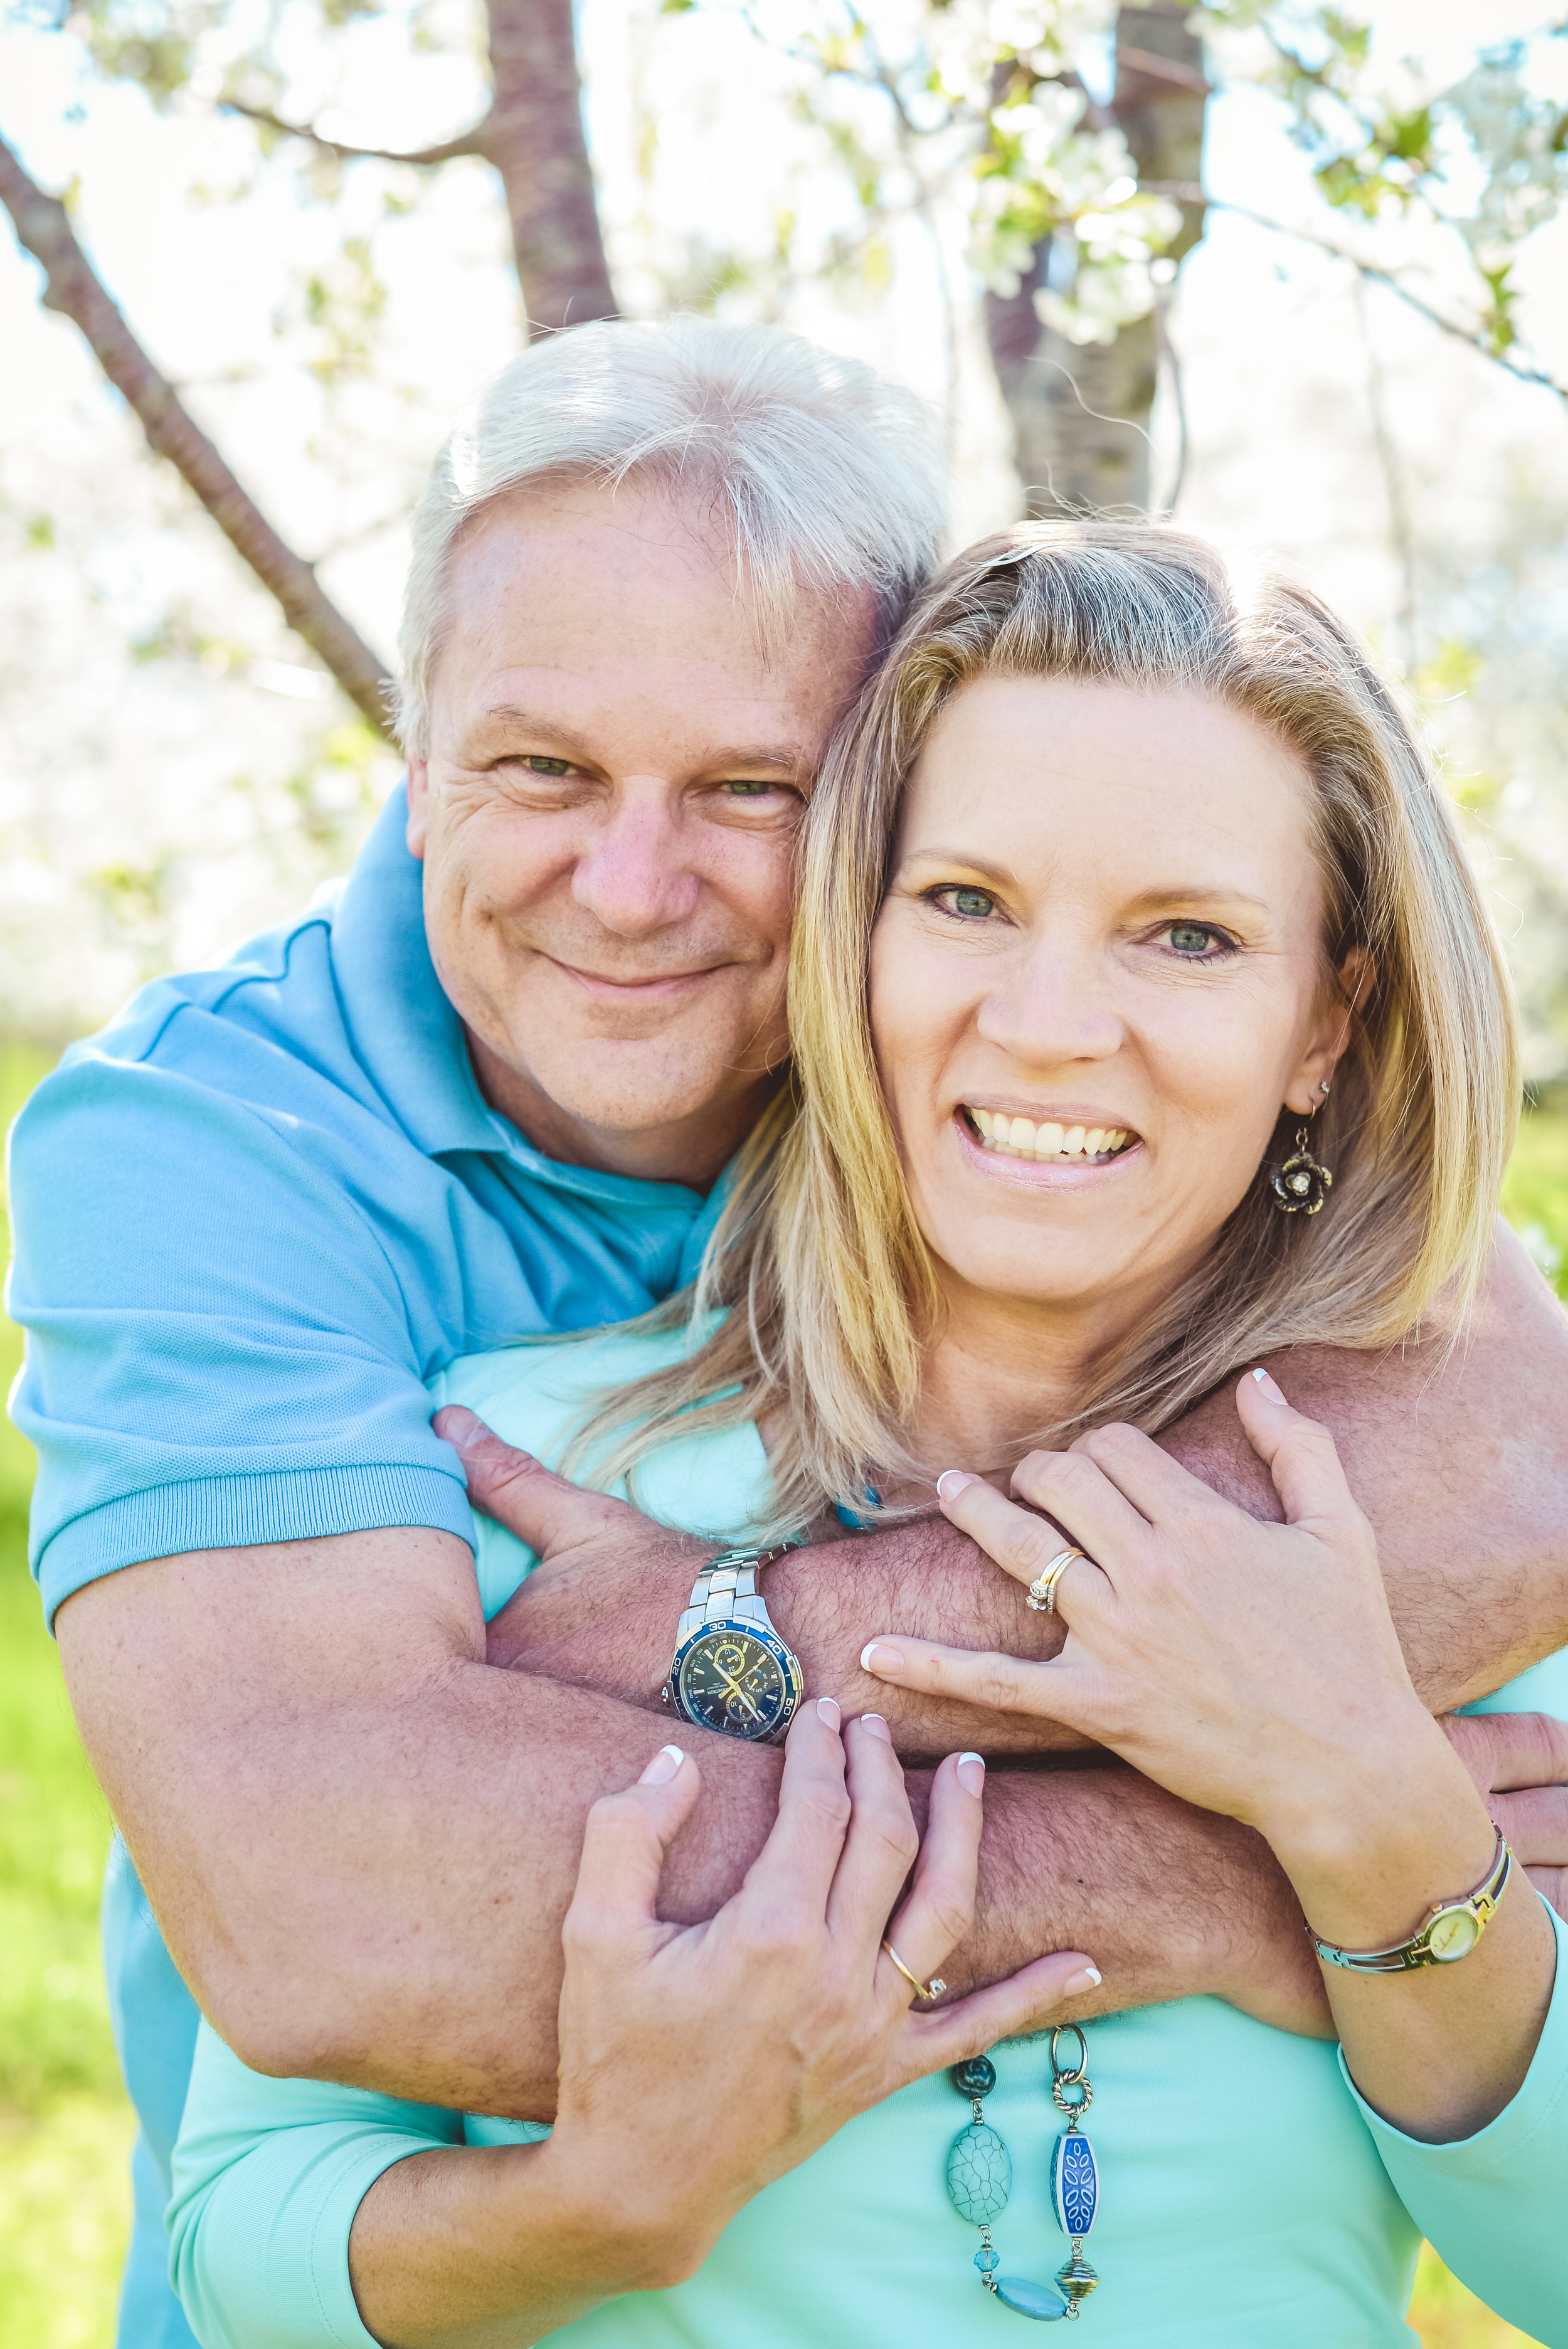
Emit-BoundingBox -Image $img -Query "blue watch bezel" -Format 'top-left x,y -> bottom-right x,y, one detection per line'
670,1618 -> 805,1744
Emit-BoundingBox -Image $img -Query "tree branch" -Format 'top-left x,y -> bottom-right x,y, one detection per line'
223,98 -> 490,170
0,129 -> 395,736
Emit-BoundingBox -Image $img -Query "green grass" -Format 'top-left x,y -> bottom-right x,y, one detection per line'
0,1048 -> 1559,2346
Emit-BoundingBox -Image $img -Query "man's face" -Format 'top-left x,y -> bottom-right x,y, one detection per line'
407,479 -> 879,1187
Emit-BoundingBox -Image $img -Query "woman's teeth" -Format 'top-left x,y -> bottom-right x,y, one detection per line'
967,1108 -> 1134,1163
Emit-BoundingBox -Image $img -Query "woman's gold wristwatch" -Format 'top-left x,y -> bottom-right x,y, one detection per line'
1309,1828 -> 1513,1974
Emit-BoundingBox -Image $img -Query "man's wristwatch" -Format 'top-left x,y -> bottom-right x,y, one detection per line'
662,1542 -> 805,1744
1308,1828 -> 1513,1974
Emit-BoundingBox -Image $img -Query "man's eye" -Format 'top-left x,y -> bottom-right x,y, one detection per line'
523,756 -> 573,777
932,886 -> 997,920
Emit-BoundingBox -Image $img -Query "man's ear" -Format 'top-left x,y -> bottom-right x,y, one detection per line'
1283,947 -> 1375,1113
406,758 -> 429,859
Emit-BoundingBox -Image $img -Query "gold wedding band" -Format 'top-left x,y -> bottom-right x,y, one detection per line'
882,1939 -> 946,2002
1025,1547 -> 1086,1615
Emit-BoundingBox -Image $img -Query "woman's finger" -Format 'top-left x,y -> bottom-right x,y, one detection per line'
824,1714 -> 920,1951
733,1697 -> 854,1933
564,1744 -> 703,1945
893,1950 -> 1104,2082
876,1750 -> 985,1991
1003,1448 -> 1153,1577
858,1635 -> 1091,1731
934,1471 -> 1119,1611
1232,1368 -> 1362,1532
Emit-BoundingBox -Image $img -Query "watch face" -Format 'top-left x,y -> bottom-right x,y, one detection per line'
675,1623 -> 802,1741
1428,1906 -> 1481,1963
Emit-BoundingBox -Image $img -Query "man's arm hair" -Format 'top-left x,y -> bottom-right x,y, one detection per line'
57,1525 -> 1321,2118
55,1222 -> 1568,2111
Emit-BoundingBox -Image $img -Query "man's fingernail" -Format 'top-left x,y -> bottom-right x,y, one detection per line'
1251,1367 -> 1287,1405
816,1696 -> 842,1729
956,1751 -> 985,1796
438,1404 -> 484,1451
1064,1965 -> 1103,1995
936,1470 -> 974,1499
859,1712 -> 893,1744
640,1744 -> 685,1786
861,1641 -> 903,1675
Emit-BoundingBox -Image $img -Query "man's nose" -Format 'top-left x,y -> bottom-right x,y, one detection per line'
571,786 -> 701,936
976,936 -> 1125,1066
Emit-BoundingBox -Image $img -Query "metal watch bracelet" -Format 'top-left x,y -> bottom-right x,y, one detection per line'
1308,1827 -> 1513,1974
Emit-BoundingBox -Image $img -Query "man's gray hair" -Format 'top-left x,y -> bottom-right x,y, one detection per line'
394,317 -> 947,752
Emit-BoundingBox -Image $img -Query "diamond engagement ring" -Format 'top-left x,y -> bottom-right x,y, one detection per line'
1025,1547 -> 1086,1614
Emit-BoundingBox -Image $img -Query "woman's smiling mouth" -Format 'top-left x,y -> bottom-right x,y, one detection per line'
961,1106 -> 1140,1164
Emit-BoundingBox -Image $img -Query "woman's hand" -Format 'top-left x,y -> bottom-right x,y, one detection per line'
859,1370 -> 1559,2144
545,1702 -> 1099,2269
862,1369 -> 1448,1862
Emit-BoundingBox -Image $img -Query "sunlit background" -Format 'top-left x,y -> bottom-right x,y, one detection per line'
2,0 -> 1566,2338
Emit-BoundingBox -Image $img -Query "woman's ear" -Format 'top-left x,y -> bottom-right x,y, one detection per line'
1283,948 -> 1375,1114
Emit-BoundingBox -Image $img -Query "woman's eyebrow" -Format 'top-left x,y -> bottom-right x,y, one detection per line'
1121,884 -> 1273,916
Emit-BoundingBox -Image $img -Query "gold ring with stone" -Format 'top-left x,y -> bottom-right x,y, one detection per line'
1026,1547 -> 1086,1615
882,1939 -> 946,2002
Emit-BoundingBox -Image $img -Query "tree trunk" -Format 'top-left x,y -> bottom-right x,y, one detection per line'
484,0 -> 617,334
986,3 -> 1208,517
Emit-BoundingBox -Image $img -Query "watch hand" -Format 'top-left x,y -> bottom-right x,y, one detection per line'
709,1660 -> 763,1721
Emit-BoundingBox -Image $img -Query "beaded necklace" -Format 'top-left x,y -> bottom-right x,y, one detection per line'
945,2026 -> 1101,2321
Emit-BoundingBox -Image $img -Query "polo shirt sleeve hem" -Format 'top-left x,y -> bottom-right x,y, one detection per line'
39,1464 -> 476,1627
1340,1898 -> 1567,2342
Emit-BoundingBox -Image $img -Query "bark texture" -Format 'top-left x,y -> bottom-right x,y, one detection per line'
0,130 -> 395,733
987,3 -> 1209,517
485,0 -> 617,333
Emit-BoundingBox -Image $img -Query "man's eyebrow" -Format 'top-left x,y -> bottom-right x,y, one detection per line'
472,706 -> 805,776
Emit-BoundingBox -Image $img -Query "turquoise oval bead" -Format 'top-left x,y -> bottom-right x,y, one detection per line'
995,2277 -> 1070,2320
946,2122 -> 1012,2224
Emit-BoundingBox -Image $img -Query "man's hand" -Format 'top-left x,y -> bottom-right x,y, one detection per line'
1444,1710 -> 1568,1917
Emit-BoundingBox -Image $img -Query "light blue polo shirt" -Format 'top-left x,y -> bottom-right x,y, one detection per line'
5,787 -> 729,2349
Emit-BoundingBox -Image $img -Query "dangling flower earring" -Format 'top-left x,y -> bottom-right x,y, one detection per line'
1271,1081 -> 1333,1216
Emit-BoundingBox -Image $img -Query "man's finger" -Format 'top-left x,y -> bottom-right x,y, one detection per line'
893,1950 -> 1103,2081
1490,1785 -> 1568,1867
1232,1369 -> 1360,1532
564,1744 -> 702,1944
1444,1708 -> 1568,1795
433,1405 -> 636,1551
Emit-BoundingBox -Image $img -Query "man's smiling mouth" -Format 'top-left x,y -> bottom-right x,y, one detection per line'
961,1106 -> 1140,1164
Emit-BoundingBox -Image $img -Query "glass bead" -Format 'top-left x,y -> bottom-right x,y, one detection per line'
946,2122 -> 1012,2224
994,2277 -> 1069,2320
950,2055 -> 997,2099
975,2245 -> 1000,2273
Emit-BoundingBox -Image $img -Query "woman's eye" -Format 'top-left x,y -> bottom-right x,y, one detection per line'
1165,921 -> 1230,958
719,778 -> 776,798
523,756 -> 573,777
933,886 -> 997,920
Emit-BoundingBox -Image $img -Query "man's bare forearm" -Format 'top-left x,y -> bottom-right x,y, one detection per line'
59,1529 -> 1321,2121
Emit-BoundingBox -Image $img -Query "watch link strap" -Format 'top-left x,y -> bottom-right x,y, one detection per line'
675,1541 -> 800,1646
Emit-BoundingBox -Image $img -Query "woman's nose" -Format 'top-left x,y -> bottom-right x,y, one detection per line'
976,940 -> 1125,1066
571,787 -> 701,936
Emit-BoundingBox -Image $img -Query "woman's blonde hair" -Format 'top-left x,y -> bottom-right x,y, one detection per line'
572,521 -> 1520,1535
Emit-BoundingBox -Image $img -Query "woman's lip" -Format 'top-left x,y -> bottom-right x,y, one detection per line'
952,1111 -> 1145,1189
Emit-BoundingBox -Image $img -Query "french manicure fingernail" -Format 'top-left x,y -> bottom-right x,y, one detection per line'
1251,1367 -> 1287,1405
936,1470 -> 974,1499
956,1751 -> 985,1796
640,1744 -> 684,1786
816,1696 -> 842,1729
1064,1965 -> 1103,1995
859,1712 -> 893,1744
861,1641 -> 903,1675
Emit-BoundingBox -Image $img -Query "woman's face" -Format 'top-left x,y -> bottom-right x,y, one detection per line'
869,676 -> 1347,1325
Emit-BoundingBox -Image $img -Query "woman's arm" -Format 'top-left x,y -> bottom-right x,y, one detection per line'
860,1370 -> 1559,2142
169,1711 -> 1099,2349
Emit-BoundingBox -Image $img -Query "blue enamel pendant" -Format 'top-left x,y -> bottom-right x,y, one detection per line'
1051,2128 -> 1099,2239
